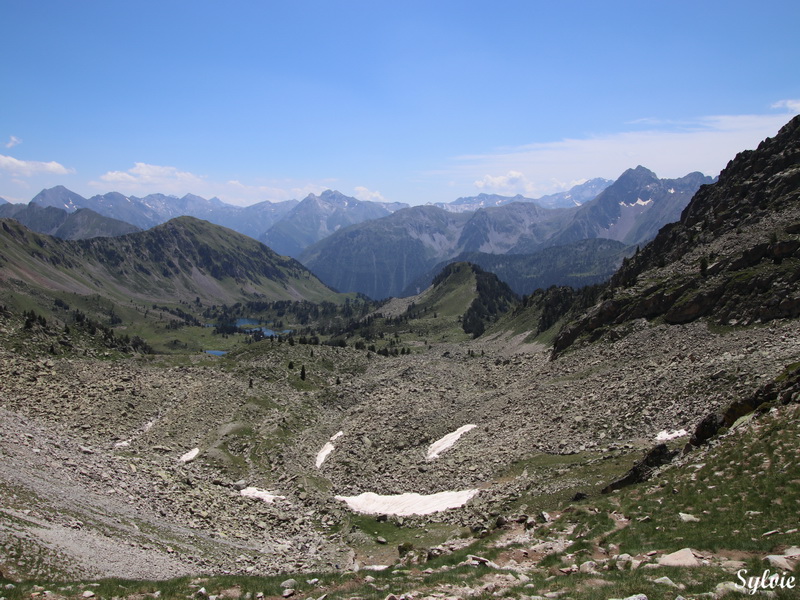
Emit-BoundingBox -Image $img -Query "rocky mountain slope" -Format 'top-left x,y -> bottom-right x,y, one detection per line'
519,167 -> 714,251
552,115 -> 800,355
0,202 -> 140,239
1,295 -> 797,585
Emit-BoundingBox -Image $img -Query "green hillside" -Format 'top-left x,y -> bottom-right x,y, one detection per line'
0,216 -> 335,306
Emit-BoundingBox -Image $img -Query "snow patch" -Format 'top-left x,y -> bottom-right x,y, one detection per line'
315,431 -> 344,468
619,198 -> 653,207
656,429 -> 688,441
427,424 -> 477,460
240,487 -> 285,503
179,447 -> 200,463
335,489 -> 480,516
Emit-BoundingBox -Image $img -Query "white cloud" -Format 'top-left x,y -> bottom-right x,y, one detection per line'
771,99 -> 800,114
0,154 -> 73,176
90,162 -> 331,206
5,136 -> 22,149
353,186 -> 387,202
96,162 -> 207,191
226,179 -> 330,205
450,108 -> 796,198
474,170 -> 536,195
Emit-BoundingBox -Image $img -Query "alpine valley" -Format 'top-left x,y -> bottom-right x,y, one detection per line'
0,117 -> 799,600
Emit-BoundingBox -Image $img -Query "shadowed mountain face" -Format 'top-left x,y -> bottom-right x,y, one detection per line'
0,216 -> 336,305
300,206 -> 472,299
405,238 -> 633,297
301,169 -> 710,299
0,202 -> 140,239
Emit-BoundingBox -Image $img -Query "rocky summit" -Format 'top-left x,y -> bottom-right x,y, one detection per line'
0,117 -> 799,600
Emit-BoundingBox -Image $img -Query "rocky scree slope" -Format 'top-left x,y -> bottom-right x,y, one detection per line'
3,298 -> 800,582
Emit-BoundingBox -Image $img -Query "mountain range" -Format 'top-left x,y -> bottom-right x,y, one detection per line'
5,177 -> 618,254
300,167 -> 713,299
27,185 -> 299,238
432,178 -> 613,212
3,167 -> 711,301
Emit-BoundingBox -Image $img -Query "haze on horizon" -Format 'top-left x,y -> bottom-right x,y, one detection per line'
1,0 -> 799,207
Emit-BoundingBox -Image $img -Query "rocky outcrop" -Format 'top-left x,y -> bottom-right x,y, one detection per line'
600,444 -> 678,493
690,361 -> 800,445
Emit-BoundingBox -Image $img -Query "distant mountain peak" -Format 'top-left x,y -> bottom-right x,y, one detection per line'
30,186 -> 87,213
617,165 -> 659,182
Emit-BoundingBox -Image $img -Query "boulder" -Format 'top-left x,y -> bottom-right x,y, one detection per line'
658,548 -> 699,567
602,444 -> 678,493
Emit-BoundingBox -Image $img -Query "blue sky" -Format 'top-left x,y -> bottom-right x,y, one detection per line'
2,1 -> 799,206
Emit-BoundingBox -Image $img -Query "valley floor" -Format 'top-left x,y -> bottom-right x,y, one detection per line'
1,313 -> 799,598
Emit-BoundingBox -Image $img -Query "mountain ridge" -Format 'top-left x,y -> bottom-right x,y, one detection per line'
0,216 -> 336,305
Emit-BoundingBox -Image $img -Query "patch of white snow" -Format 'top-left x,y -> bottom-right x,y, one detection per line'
315,431 -> 344,468
240,487 -> 285,503
179,447 -> 200,463
427,424 -> 477,460
335,489 -> 480,516
656,429 -> 688,441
